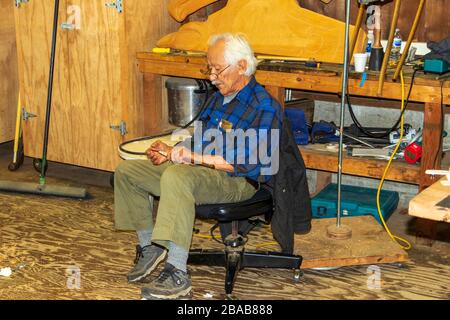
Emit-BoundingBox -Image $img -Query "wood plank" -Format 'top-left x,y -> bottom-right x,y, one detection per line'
409,177 -> 450,222
419,100 -> 444,189
0,0 -> 18,143
296,216 -> 408,269
265,85 -> 285,107
299,145 -> 421,184
121,0 -> 179,140
67,1 -> 123,171
191,215 -> 408,269
312,170 -> 332,197
14,0 -> 69,160
292,91 -> 450,113
136,53 -> 450,104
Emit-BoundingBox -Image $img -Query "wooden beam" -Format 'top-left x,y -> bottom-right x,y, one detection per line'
265,85 -> 285,107
299,146 -> 421,184
136,53 -> 450,104
420,100 -> 444,189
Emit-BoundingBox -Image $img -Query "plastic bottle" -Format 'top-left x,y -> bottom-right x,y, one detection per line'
365,30 -> 374,64
389,28 -> 402,67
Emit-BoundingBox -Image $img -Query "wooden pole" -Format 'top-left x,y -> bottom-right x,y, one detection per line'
377,0 -> 401,96
393,0 -> 426,81
349,2 -> 366,62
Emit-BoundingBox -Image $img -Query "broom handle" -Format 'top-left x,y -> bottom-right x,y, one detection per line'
40,0 -> 60,184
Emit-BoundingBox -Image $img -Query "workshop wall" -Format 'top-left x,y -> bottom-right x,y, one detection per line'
298,0 -> 449,43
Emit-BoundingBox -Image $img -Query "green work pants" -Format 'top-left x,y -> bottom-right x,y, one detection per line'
114,160 -> 257,251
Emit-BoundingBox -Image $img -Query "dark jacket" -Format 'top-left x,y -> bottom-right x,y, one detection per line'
265,117 -> 312,254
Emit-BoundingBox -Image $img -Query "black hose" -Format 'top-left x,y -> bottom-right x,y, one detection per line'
181,79 -> 210,129
40,0 -> 60,180
346,68 -> 419,139
118,79 -> 212,154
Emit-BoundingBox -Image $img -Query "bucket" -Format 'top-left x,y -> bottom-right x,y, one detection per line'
165,77 -> 214,127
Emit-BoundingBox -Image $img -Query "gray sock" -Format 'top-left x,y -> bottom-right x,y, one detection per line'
167,242 -> 188,273
137,230 -> 152,248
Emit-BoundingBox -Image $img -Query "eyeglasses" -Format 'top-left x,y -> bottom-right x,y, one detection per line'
202,64 -> 231,79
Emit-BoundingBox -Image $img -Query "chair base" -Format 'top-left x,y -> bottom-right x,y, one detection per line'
188,249 -> 303,295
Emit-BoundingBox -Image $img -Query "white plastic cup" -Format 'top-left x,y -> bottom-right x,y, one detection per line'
354,53 -> 368,73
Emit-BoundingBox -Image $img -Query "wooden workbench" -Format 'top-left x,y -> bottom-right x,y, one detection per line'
409,176 -> 450,223
137,52 -> 450,191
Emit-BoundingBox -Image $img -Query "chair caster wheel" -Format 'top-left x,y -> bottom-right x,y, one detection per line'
33,158 -> 48,175
293,269 -> 304,283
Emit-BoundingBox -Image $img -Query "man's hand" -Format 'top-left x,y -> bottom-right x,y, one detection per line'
146,140 -> 173,165
170,145 -> 194,164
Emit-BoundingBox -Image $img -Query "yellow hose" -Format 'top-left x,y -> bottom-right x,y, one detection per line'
376,71 -> 412,251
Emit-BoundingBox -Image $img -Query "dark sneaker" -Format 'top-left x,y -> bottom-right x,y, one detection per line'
127,245 -> 167,283
141,263 -> 192,300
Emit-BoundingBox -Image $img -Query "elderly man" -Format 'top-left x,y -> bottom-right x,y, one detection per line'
114,33 -> 282,300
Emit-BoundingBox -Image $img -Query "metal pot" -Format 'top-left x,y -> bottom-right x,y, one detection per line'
165,77 -> 214,127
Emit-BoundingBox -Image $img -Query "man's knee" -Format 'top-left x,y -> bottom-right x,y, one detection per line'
160,165 -> 195,191
115,160 -> 134,179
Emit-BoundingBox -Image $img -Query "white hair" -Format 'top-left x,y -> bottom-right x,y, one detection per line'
208,33 -> 258,76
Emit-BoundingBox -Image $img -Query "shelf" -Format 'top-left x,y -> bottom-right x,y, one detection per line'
299,145 -> 421,184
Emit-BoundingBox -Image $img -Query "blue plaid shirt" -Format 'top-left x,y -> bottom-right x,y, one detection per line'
183,77 -> 282,182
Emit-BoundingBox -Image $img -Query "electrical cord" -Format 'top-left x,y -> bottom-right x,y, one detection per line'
376,71 -> 412,251
346,68 -> 419,139
181,79 -> 211,129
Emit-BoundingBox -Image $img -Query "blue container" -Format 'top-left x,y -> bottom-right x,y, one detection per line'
311,183 -> 399,224
285,108 -> 309,145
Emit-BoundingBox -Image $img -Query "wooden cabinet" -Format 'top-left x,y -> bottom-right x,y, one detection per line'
14,0 -> 178,171
0,0 -> 18,144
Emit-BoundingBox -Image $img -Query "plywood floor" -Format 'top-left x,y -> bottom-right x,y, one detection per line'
0,142 -> 449,300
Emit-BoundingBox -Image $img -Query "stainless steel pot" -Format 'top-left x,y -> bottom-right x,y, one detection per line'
165,77 -> 213,127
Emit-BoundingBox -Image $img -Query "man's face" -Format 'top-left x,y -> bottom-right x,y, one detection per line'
206,40 -> 247,96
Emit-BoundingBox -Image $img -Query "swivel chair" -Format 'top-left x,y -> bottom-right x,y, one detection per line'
189,187 -> 303,296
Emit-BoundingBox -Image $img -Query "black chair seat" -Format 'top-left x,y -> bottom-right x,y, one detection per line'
195,188 -> 272,222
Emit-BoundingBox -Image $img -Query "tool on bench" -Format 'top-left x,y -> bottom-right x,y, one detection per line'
152,47 -> 205,56
424,58 -> 450,74
256,55 -> 321,68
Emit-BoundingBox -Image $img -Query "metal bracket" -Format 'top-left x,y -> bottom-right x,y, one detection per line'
110,121 -> 127,136
22,107 -> 37,121
60,22 -> 75,30
15,0 -> 29,8
105,0 -> 123,13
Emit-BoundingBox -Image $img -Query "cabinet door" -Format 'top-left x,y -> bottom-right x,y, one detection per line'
0,0 -> 18,143
65,0 -> 124,171
14,0 -> 71,162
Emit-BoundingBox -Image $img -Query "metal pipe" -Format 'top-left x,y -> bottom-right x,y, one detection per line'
337,0 -> 352,227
